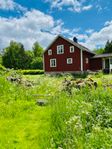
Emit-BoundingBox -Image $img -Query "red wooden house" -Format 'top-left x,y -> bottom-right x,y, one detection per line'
43,35 -> 112,73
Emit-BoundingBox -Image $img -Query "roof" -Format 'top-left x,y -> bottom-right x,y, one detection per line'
44,35 -> 95,55
92,53 -> 112,59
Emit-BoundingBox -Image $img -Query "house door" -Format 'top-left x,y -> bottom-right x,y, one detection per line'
105,59 -> 109,69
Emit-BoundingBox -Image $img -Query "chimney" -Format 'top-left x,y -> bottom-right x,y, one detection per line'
73,37 -> 78,43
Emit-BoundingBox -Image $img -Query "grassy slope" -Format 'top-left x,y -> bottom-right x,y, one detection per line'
0,72 -> 112,148
0,74 -> 62,149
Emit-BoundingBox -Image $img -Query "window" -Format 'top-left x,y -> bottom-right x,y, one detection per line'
48,49 -> 52,55
86,58 -> 89,64
70,46 -> 74,53
50,59 -> 56,67
57,45 -> 64,54
67,58 -> 73,64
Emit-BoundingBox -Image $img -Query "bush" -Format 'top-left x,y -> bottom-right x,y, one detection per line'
103,68 -> 110,74
71,72 -> 88,78
30,57 -> 43,69
0,54 -> 2,64
18,69 -> 44,75
0,64 -> 6,71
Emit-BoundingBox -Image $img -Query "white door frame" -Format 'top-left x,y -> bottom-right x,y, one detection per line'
102,57 -> 112,73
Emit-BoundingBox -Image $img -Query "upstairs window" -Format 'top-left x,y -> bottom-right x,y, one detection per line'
67,58 -> 73,64
48,49 -> 52,55
70,46 -> 74,53
50,59 -> 56,67
86,58 -> 89,64
57,45 -> 64,54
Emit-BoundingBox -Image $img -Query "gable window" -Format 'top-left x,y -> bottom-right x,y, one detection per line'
57,45 -> 64,54
86,58 -> 89,64
70,46 -> 74,53
48,49 -> 52,55
67,58 -> 73,64
50,59 -> 56,67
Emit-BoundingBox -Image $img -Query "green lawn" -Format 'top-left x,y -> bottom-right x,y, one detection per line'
0,74 -> 56,149
0,71 -> 112,148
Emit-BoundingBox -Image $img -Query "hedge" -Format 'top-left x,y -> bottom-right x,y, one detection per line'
18,69 -> 44,75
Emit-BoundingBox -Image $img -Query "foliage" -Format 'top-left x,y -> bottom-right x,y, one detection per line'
50,76 -> 112,148
0,71 -> 112,148
32,42 -> 43,69
0,54 -> 2,64
0,73 -> 58,149
104,40 -> 112,53
71,72 -> 88,78
0,64 -> 6,71
30,57 -> 43,69
24,50 -> 34,69
93,40 -> 112,54
19,69 -> 44,75
2,41 -> 26,69
93,48 -> 104,54
33,42 -> 43,57
2,41 -> 43,70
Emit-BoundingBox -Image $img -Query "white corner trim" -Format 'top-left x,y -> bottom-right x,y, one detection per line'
80,49 -> 83,71
43,54 -> 45,71
102,58 -> 105,69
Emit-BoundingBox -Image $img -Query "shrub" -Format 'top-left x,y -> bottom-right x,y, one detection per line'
30,57 -> 43,69
71,72 -> 88,78
18,69 -> 44,75
0,54 -> 2,64
0,64 -> 6,71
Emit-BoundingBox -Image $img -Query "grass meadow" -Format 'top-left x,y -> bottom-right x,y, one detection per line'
0,69 -> 112,148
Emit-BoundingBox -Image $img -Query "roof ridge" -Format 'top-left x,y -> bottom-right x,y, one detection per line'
62,35 -> 95,55
44,35 -> 95,55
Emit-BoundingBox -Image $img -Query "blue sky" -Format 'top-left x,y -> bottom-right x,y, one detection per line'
0,0 -> 112,51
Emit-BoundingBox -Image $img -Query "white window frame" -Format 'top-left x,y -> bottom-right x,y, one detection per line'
50,59 -> 56,67
70,46 -> 74,53
48,49 -> 52,55
85,58 -> 89,64
67,58 -> 73,64
57,45 -> 64,54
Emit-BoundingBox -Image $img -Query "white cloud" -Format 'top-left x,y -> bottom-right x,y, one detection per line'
0,1 -> 111,52
67,20 -> 112,50
0,0 -> 27,12
85,29 -> 94,34
0,9 -> 68,51
104,20 -> 112,26
45,0 -> 92,12
82,5 -> 92,11
80,21 -> 112,49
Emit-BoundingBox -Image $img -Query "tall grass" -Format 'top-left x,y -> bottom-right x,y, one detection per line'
50,81 -> 112,148
0,73 -> 53,149
0,71 -> 112,148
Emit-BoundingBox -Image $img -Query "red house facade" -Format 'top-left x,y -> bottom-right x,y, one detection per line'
43,35 -> 112,73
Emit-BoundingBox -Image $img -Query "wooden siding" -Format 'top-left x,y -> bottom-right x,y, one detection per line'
83,51 -> 93,71
90,58 -> 102,71
44,37 -> 81,72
